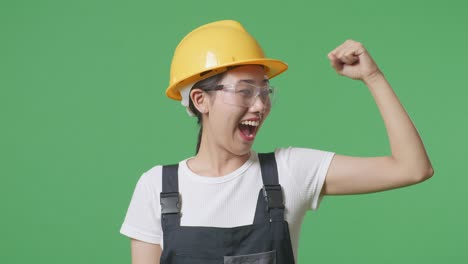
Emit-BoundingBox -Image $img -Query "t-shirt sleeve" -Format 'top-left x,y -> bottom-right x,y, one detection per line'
120,167 -> 163,245
276,147 -> 335,211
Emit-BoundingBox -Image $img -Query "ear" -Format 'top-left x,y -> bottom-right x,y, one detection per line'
190,88 -> 209,114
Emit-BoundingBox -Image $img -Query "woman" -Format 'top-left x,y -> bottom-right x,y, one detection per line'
120,20 -> 434,264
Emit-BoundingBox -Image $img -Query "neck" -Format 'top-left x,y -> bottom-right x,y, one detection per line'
188,140 -> 251,177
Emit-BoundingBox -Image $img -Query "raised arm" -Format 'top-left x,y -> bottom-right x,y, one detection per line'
323,40 -> 434,195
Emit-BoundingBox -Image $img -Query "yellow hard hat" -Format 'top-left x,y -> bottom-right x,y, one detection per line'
165,20 -> 288,100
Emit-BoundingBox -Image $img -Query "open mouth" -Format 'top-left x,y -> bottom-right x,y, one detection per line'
238,120 -> 260,141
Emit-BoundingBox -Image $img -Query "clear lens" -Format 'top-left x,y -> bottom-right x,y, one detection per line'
221,83 -> 275,108
264,86 -> 275,107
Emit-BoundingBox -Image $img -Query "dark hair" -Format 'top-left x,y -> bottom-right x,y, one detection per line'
188,73 -> 226,154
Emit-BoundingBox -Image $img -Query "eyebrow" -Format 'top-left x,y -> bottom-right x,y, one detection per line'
238,78 -> 270,84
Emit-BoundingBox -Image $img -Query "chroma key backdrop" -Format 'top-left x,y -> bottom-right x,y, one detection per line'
1,0 -> 467,263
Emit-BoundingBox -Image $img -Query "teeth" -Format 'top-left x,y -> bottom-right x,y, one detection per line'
240,120 -> 259,126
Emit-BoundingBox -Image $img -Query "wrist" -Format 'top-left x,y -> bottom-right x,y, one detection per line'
362,70 -> 385,85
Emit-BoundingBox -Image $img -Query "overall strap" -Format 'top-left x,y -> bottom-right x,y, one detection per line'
257,152 -> 285,222
160,164 -> 181,230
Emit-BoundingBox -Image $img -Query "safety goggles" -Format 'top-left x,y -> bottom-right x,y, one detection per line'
205,82 -> 276,108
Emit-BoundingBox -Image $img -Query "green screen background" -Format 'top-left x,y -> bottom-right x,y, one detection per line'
1,0 -> 466,263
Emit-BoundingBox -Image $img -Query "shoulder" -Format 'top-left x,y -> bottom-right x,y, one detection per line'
272,146 -> 335,184
142,165 -> 163,181
133,165 -> 164,194
137,158 -> 188,191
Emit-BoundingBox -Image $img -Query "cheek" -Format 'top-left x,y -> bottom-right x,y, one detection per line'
209,97 -> 248,132
212,110 -> 244,133
210,107 -> 235,129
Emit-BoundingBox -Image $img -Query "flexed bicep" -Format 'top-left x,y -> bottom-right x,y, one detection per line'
322,154 -> 433,195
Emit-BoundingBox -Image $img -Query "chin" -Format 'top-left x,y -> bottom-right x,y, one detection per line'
231,145 -> 252,156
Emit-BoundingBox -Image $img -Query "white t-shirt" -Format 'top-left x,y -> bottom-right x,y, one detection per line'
120,147 -> 335,262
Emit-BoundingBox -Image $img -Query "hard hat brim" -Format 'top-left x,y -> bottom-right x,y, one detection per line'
165,58 -> 288,101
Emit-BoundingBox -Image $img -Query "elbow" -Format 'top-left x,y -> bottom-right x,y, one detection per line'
427,166 -> 435,178
425,166 -> 435,180
412,166 -> 434,184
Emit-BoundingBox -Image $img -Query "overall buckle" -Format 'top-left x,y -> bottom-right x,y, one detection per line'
262,185 -> 285,211
160,192 -> 180,214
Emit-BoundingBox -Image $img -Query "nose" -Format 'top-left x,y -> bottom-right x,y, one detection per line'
249,94 -> 267,113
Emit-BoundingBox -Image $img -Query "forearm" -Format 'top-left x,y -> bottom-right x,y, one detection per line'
363,72 -> 434,179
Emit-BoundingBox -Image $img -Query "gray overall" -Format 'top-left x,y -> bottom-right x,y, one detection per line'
159,152 -> 296,264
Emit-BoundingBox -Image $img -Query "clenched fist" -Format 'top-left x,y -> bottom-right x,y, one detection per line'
328,40 -> 382,82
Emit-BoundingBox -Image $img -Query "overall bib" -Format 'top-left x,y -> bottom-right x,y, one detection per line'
159,153 -> 296,264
